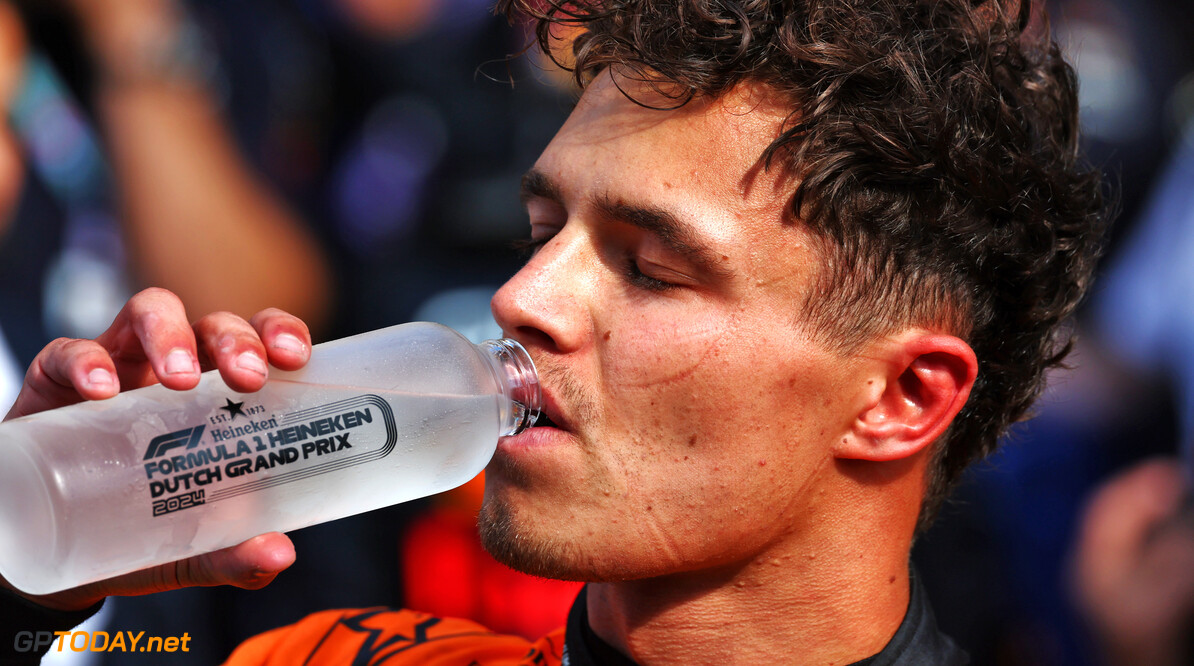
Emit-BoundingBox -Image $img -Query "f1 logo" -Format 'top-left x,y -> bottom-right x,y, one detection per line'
142,425 -> 206,460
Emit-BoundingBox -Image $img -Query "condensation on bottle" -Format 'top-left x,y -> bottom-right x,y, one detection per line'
0,322 -> 540,595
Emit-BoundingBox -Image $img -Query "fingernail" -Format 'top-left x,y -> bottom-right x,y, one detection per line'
273,333 -> 306,355
86,368 -> 115,390
165,349 -> 196,375
235,351 -> 268,376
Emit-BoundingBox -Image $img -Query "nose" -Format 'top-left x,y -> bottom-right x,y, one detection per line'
491,231 -> 590,354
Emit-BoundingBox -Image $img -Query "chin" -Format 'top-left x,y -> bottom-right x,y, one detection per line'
477,493 -> 604,582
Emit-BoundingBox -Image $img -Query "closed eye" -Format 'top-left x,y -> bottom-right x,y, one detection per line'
626,254 -> 688,292
512,236 -> 549,258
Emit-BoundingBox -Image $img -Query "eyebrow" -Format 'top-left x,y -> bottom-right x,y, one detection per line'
519,168 -> 733,281
520,169 -> 562,206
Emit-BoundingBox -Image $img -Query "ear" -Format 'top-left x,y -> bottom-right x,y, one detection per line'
836,334 -> 978,462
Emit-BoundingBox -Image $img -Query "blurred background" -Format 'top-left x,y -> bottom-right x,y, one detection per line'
0,0 -> 1190,664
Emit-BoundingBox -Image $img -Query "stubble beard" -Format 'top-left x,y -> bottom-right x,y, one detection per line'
477,362 -> 602,582
477,489 -> 593,582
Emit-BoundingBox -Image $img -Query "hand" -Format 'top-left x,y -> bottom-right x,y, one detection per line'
2,288 -> 313,611
1071,458 -> 1194,666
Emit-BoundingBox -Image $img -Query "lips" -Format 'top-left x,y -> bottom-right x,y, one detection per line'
495,383 -> 571,456
530,384 -> 570,436
534,389 -> 569,431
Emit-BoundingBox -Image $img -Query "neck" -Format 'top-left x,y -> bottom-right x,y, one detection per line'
587,516 -> 914,665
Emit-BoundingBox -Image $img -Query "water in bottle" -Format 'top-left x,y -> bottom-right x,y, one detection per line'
0,322 -> 540,595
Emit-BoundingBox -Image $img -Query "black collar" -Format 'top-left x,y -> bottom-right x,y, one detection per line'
561,571 -> 968,665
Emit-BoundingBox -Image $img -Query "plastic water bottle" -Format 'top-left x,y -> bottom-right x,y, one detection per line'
0,322 -> 540,595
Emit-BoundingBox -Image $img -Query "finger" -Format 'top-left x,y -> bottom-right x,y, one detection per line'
193,311 -> 270,393
250,308 -> 312,372
97,288 -> 200,391
170,532 -> 296,591
18,533 -> 297,611
34,338 -> 121,401
6,339 -> 119,419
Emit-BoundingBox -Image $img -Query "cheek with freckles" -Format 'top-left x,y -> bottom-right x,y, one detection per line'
600,318 -> 795,476
600,304 -> 739,389
607,318 -> 847,494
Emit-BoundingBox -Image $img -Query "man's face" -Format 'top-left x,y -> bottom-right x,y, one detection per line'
482,72 -> 871,582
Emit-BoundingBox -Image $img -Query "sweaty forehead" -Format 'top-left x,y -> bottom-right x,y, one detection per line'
543,72 -> 795,223
562,72 -> 789,162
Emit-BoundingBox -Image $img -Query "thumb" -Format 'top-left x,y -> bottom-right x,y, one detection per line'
17,532 -> 296,611
167,532 -> 297,591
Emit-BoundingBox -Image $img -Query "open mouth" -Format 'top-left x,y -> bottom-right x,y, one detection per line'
532,385 -> 570,432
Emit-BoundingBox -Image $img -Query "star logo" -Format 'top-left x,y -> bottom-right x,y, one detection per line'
220,398 -> 246,420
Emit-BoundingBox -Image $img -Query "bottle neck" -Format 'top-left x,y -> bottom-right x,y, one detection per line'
480,338 -> 541,436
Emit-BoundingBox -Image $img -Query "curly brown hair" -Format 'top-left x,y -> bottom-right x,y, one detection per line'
498,0 -> 1109,532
